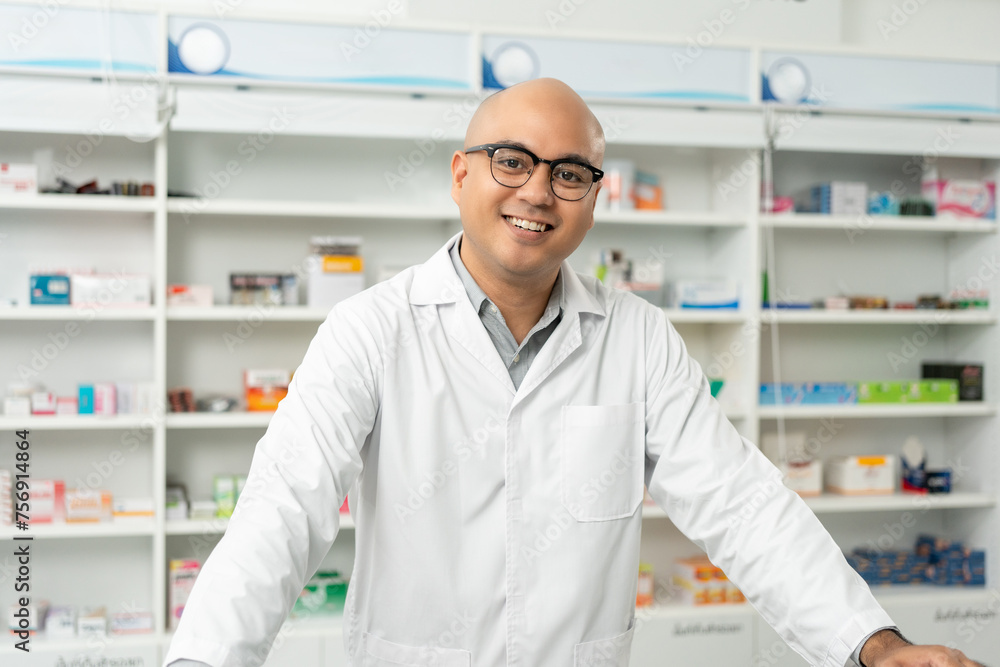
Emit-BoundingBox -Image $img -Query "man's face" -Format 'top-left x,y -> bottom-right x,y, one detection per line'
450,91 -> 603,286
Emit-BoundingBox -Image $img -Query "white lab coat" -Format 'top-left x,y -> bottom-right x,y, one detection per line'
164,232 -> 893,667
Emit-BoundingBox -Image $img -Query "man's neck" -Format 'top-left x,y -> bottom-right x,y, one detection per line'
459,242 -> 558,346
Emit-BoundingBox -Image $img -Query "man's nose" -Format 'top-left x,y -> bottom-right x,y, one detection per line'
516,164 -> 555,206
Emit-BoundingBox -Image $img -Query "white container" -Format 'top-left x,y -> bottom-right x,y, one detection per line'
826,455 -> 896,495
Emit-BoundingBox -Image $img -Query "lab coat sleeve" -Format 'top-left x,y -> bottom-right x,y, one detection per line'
641,308 -> 894,667
162,303 -> 382,667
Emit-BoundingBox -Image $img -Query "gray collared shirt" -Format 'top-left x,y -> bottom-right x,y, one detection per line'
449,235 -> 563,390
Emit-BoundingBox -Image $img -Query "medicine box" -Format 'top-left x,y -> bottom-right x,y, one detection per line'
0,163 -> 37,194
3,396 -> 30,417
779,459 -> 823,497
672,279 -> 740,310
922,179 -> 995,219
167,284 -> 213,307
922,362 -> 983,401
759,383 -> 804,406
826,455 -> 896,495
65,489 -> 112,523
8,601 -> 47,635
214,475 -> 237,518
804,181 -> 868,215
30,275 -> 70,305
93,382 -> 117,415
70,273 -> 151,308
110,610 -> 154,635
169,559 -> 201,630
230,274 -> 298,306
77,606 -> 107,638
78,384 -> 95,414
55,396 -> 78,415
244,369 -> 290,411
30,392 -> 56,415
0,469 -> 12,526
45,606 -> 77,640
112,497 -> 155,520
28,480 -> 65,524
307,255 -> 365,309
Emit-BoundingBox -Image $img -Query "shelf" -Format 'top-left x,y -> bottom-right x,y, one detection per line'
166,513 -> 355,534
760,310 -> 995,325
0,306 -> 157,321
167,197 -> 459,222
0,414 -> 157,430
594,210 -> 746,228
804,493 -> 995,513
0,521 -> 156,539
758,403 -> 997,420
0,631 -> 163,655
0,194 -> 156,213
664,308 -> 746,323
167,306 -> 329,322
759,214 -> 997,233
165,412 -> 273,429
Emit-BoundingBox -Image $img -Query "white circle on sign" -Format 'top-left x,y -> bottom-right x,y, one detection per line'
767,58 -> 810,104
491,43 -> 539,88
177,24 -> 230,75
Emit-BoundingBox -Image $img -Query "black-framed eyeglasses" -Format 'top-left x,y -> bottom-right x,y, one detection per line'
465,143 -> 604,202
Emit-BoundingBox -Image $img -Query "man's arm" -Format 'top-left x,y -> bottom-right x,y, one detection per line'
859,629 -> 986,667
162,303 -> 382,667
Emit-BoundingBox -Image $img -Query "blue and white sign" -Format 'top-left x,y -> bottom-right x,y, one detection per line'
482,34 -> 751,104
762,51 -> 1000,115
0,5 -> 156,73
168,16 -> 472,90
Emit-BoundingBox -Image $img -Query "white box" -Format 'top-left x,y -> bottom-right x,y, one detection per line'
65,489 -> 112,523
45,606 -> 77,640
0,163 -> 37,195
113,497 -> 155,520
672,279 -> 740,309
77,606 -> 106,638
826,455 -> 896,495
93,382 -> 116,415
110,610 -> 153,635
4,396 -> 31,416
30,392 -> 56,415
8,601 -> 48,634
307,255 -> 365,309
166,284 -> 213,307
70,273 -> 151,308
779,460 -> 823,496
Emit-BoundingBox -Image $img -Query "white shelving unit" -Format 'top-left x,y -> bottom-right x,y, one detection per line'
2,20 -> 999,667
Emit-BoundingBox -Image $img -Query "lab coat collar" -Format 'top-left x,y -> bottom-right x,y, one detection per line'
409,232 -> 606,319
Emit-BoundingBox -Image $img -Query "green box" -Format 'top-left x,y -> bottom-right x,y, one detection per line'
214,475 -> 237,518
906,379 -> 958,403
858,381 -> 906,403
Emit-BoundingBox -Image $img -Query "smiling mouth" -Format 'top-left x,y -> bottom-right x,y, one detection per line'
504,215 -> 553,233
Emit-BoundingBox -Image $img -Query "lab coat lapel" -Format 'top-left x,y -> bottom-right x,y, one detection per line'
410,233 -> 516,395
513,262 -> 606,404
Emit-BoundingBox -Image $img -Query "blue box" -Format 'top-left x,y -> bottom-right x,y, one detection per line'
799,382 -> 858,405
760,383 -> 804,405
78,385 -> 94,414
30,274 -> 70,305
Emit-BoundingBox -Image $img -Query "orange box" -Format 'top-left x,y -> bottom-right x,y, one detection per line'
244,369 -> 290,412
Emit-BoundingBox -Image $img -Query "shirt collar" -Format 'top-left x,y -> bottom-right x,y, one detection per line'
449,233 -> 564,317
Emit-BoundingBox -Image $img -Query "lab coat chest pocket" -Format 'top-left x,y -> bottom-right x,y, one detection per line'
560,403 -> 644,521
573,623 -> 634,667
362,632 -> 471,667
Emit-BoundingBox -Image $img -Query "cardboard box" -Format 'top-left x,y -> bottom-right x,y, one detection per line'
826,456 -> 896,495
29,275 -> 70,305
70,273 -> 151,308
28,480 -> 65,524
167,284 -> 213,307
45,606 -> 76,640
65,489 -> 112,523
77,606 -> 106,638
93,382 -> 116,415
3,396 -> 31,417
112,497 -> 155,520
779,459 -> 823,497
244,369 -> 289,412
30,392 -> 56,415
110,610 -> 153,635
922,179 -> 995,219
0,163 -> 37,195
307,255 -> 365,309
672,279 -> 740,310
169,560 -> 201,630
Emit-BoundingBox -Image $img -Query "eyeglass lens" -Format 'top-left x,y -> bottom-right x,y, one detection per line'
490,147 -> 594,200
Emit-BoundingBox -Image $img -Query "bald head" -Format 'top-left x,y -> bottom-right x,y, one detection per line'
465,78 -> 606,166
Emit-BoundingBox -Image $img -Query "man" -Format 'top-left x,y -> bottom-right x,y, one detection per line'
164,78 -> 985,667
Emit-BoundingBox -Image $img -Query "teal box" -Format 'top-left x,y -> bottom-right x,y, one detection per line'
30,275 -> 71,305
78,385 -> 95,414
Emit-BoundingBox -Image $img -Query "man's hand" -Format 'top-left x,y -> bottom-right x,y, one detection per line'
859,629 -> 986,667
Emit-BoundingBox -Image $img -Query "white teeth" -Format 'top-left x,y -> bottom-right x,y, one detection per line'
505,216 -> 550,232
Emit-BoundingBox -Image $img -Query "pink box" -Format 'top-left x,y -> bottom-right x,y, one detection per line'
28,480 -> 65,524
922,180 -> 995,219
55,397 -> 78,415
30,392 -> 56,415
93,383 -> 116,415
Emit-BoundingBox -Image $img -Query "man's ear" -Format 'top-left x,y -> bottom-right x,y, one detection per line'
451,150 -> 468,207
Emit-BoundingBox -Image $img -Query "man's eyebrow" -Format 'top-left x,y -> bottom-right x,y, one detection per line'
495,139 -> 593,164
